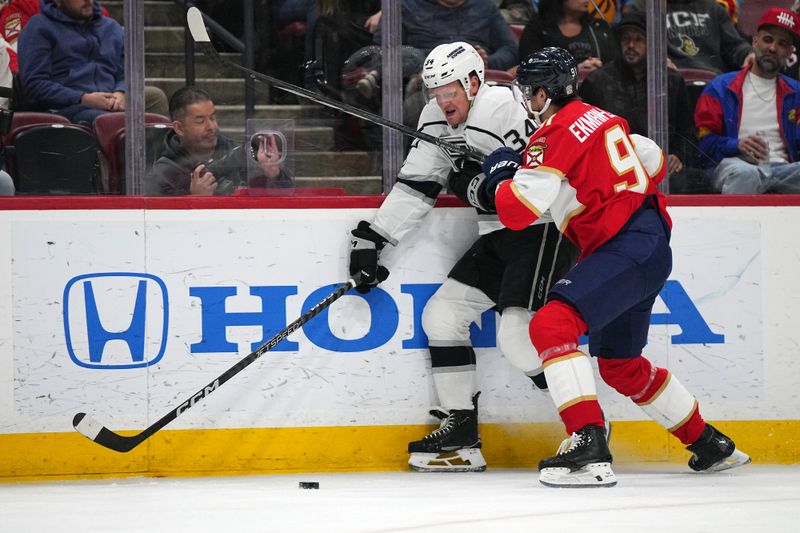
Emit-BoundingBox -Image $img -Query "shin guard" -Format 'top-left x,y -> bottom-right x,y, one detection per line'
531,301 -> 603,434
599,357 -> 706,445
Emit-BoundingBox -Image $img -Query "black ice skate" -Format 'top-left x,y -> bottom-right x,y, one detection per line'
687,424 -> 751,472
407,393 -> 486,472
538,424 -> 616,488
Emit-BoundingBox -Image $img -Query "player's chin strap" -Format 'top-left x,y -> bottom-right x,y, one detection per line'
511,82 -> 550,128
530,97 -> 551,129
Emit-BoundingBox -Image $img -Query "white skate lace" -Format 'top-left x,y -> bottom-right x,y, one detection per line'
556,432 -> 584,455
557,419 -> 612,455
425,413 -> 455,440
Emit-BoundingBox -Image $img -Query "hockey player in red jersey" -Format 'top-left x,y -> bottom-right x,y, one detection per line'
468,47 -> 751,487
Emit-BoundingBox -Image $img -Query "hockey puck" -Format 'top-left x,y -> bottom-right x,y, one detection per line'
298,481 -> 319,489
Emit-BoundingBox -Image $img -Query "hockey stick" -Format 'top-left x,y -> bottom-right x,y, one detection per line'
73,276 -> 359,453
185,7 -> 484,162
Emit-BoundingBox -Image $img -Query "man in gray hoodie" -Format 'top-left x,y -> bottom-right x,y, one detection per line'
628,0 -> 752,74
148,87 -> 292,196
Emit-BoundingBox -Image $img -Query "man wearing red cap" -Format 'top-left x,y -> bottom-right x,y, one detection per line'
694,7 -> 800,194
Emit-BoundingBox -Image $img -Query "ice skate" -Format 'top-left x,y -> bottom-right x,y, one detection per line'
408,395 -> 485,472
687,424 -> 751,472
538,424 -> 616,488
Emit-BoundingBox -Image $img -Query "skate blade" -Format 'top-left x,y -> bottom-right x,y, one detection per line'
704,448 -> 752,473
408,449 -> 487,472
539,462 -> 617,488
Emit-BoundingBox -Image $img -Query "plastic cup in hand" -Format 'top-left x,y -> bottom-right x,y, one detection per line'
755,131 -> 772,177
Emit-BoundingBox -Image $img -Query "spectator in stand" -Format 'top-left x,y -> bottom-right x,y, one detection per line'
149,87 -> 293,196
494,0 -> 534,24
517,0 -> 616,76
17,0 -> 168,124
383,0 -> 518,71
302,0 -> 377,92
579,11 -> 712,193
627,0 -> 752,74
694,7 -> 800,194
344,0 -> 518,133
357,0 -> 519,96
0,0 -> 110,74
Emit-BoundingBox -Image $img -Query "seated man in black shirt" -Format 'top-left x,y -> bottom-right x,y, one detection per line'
148,86 -> 293,195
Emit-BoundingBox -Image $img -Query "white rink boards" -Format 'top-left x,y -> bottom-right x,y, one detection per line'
0,199 -> 798,477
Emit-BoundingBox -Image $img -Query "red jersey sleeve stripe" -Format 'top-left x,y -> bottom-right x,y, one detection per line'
650,151 -> 667,185
495,180 -> 540,230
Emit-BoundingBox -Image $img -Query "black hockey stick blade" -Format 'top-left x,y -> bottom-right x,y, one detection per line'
73,276 -> 359,452
185,7 -> 484,162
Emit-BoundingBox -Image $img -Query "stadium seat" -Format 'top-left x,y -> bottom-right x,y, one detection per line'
485,69 -> 515,88
678,67 -> 718,83
2,111 -> 69,147
509,24 -> 525,44
678,68 -> 718,121
92,112 -> 172,193
278,21 -> 306,40
117,123 -> 173,193
6,123 -> 103,194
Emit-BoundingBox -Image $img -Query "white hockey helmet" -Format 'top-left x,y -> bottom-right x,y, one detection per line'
422,42 -> 485,101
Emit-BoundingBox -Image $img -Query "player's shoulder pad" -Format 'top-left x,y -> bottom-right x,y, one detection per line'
469,85 -> 520,120
474,84 -> 517,105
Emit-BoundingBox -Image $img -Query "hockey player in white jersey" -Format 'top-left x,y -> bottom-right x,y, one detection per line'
347,42 -> 580,472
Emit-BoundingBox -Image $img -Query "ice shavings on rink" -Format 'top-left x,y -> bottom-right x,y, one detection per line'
0,465 -> 797,532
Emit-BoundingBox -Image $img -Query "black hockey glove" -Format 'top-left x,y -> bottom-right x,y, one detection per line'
349,220 -> 390,294
448,159 -> 495,213
476,147 -> 522,210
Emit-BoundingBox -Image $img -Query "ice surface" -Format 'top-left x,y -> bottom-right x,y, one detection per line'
0,465 -> 797,532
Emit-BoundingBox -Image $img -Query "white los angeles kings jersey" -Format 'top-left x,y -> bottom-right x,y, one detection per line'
371,84 -> 536,244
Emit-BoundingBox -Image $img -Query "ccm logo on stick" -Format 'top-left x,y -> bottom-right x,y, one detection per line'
176,380 -> 220,415
63,272 -> 169,369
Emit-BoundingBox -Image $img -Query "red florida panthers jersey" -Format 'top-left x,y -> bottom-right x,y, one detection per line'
494,100 -> 670,258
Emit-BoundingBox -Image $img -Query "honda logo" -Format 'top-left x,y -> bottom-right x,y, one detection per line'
63,273 -> 169,369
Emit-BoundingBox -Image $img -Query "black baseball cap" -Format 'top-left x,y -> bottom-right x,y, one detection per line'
615,11 -> 647,37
